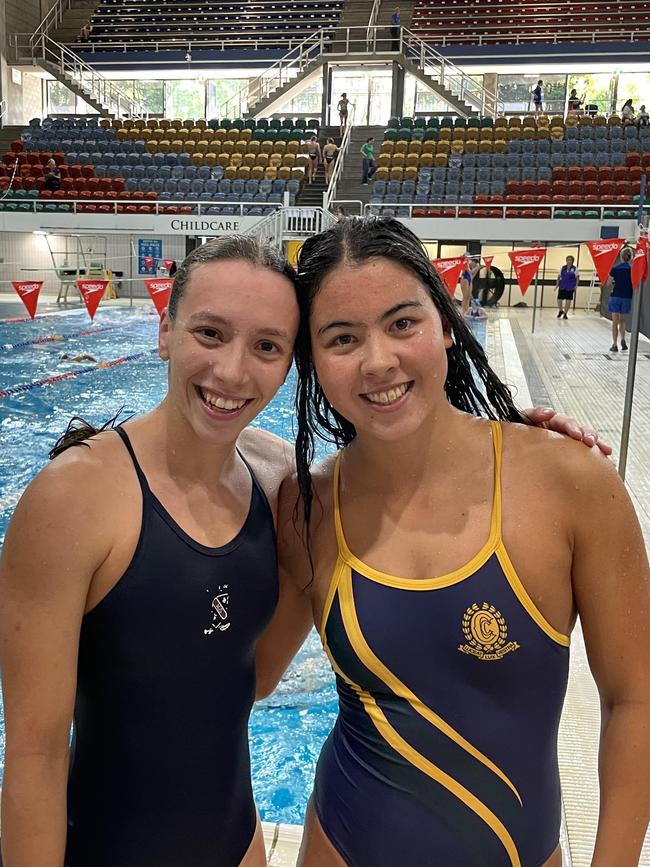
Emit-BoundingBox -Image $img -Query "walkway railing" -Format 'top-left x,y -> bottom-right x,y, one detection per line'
15,33 -> 147,118
218,25 -> 502,119
0,197 -> 640,225
0,99 -> 7,124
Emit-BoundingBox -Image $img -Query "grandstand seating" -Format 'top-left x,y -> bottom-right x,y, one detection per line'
0,116 -> 318,214
411,0 -> 650,43
369,113 -> 644,219
80,0 -> 344,50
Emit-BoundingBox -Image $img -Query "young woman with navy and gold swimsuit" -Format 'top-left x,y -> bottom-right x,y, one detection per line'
276,218 -> 650,867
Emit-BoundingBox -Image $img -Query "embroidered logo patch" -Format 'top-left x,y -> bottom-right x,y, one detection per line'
458,602 -> 520,660
204,585 -> 230,635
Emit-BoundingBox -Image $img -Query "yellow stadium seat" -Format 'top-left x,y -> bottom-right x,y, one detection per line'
381,140 -> 394,154
159,119 -> 171,131
247,140 -> 260,155
191,153 -> 204,166
405,153 -> 419,167
230,153 -> 243,166
291,167 -> 305,180
479,140 -> 493,153
182,119 -> 194,131
393,139 -> 408,153
464,140 -> 478,154
264,167 -> 278,180
286,141 -> 299,155
506,128 -> 521,141
295,155 -> 309,168
377,154 -> 391,168
438,128 -> 452,141
224,165 -> 237,180
217,153 -> 230,167
183,141 -> 196,154
158,140 -> 170,154
522,127 -> 536,140
391,153 -> 405,168
408,140 -> 422,154
390,167 -> 404,181
260,141 -> 274,154
204,153 -> 217,166
242,153 -> 256,167
493,139 -> 507,153
284,153 -> 296,167
256,153 -> 269,168
374,166 -> 389,182
522,116 -> 536,129
450,142 -> 464,154
145,140 -> 158,154
436,141 -> 450,155
418,153 -> 433,168
226,129 -> 239,142
434,153 -> 447,167
213,128 -> 227,142
238,165 -> 251,180
170,119 -> 182,131
507,116 -> 521,128
221,141 -> 235,155
404,166 -> 418,181
146,118 -> 158,130
494,116 -> 508,129
251,166 -> 264,180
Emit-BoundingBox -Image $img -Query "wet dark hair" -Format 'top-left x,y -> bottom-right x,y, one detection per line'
293,216 -> 526,545
51,235 -> 295,458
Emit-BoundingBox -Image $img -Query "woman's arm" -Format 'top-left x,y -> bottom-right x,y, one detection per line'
254,475 -> 314,699
571,453 -> 650,866
0,457 -> 110,867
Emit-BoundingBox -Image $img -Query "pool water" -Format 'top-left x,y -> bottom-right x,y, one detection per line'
0,305 -> 337,825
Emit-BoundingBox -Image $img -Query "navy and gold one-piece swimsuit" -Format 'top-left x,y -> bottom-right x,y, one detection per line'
315,421 -> 571,867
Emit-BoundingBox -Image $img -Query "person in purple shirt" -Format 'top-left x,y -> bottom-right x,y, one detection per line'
555,255 -> 579,320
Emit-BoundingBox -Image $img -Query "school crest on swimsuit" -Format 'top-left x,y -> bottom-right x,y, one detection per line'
458,602 -> 520,660
203,585 -> 231,635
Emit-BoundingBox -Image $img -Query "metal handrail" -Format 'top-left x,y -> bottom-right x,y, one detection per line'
366,0 -> 382,49
218,27 -> 329,119
400,27 -> 503,117
31,0 -> 72,46
27,34 -> 148,118
323,105 -> 355,212
0,99 -> 7,123
359,200 -> 641,220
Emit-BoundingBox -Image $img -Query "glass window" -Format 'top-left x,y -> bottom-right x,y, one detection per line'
47,80 -> 76,114
496,73 -> 565,115
134,80 -> 164,115
284,78 -> 323,116
617,72 -> 650,115
165,79 -> 206,119
75,96 -> 100,115
207,78 -> 249,120
567,73 -> 613,115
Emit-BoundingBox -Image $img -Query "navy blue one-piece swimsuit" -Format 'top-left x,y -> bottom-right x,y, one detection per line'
64,427 -> 278,866
315,421 -> 571,867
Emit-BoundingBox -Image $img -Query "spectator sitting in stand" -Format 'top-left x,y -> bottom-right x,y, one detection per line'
567,89 -> 584,114
637,105 -> 649,126
621,99 -> 635,123
43,159 -> 61,192
79,22 -> 93,40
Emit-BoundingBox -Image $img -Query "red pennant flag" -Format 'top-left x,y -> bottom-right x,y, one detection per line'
631,235 -> 648,290
431,257 -> 466,296
483,256 -> 494,271
76,279 -> 108,320
585,238 -> 626,285
145,278 -> 173,315
163,258 -> 175,274
11,280 -> 43,319
144,255 -> 154,270
507,249 -> 546,295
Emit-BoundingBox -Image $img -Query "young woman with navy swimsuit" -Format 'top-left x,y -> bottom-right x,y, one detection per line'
274,218 -> 650,867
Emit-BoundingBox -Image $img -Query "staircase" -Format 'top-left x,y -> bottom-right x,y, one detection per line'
223,24 -> 498,121
331,125 -> 386,213
0,126 -> 24,156
331,0 -> 376,53
374,0 -> 415,50
50,0 -> 99,46
14,34 -> 146,117
295,125 -> 341,207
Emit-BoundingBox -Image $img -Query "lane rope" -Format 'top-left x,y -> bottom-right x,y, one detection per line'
0,321 -> 146,353
0,348 -> 159,399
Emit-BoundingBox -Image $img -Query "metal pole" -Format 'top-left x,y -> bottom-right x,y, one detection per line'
531,271 -> 540,334
618,174 -> 647,479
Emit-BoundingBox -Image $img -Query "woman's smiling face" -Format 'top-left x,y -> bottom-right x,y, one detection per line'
309,256 -> 452,442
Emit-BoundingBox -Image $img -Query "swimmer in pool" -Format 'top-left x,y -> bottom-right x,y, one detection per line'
60,353 -> 98,363
0,233 -> 610,867
270,218 -> 650,867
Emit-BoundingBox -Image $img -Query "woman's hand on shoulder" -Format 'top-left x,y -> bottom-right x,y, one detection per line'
521,405 -> 612,455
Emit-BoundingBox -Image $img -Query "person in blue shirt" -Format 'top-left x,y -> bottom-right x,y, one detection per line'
390,7 -> 400,50
604,247 -> 633,352
532,80 -> 544,114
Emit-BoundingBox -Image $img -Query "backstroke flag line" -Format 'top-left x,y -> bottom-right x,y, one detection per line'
11,281 -> 43,319
507,249 -> 546,295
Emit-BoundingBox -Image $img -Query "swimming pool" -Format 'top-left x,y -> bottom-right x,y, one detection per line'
0,304 -> 337,825
0,302 -> 487,826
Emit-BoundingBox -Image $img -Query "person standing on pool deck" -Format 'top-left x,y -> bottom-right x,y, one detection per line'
272,218 -> 650,867
0,235 -> 610,867
0,237 -> 302,867
555,255 -> 579,320
532,79 -> 544,114
604,246 -> 633,352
